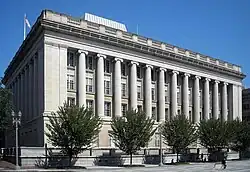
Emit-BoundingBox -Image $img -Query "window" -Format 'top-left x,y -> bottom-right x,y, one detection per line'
67,97 -> 75,106
152,107 -> 156,120
177,86 -> 181,105
151,70 -> 156,81
189,111 -> 192,122
218,93 -> 221,110
104,59 -> 110,73
121,63 -> 126,76
104,80 -> 111,95
165,108 -> 169,121
67,52 -> 75,67
104,102 -> 111,116
122,104 -> 127,116
86,100 -> 94,109
137,66 -> 141,78
137,105 -> 142,113
152,87 -> 156,101
67,75 -> 75,90
209,92 -> 212,109
137,85 -> 142,99
86,77 -> 93,92
155,133 -> 160,147
121,83 -> 127,97
199,90 -> 202,107
86,56 -> 93,70
165,85 -> 169,103
189,89 -> 192,105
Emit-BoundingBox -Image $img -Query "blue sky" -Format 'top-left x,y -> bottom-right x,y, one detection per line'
0,0 -> 249,86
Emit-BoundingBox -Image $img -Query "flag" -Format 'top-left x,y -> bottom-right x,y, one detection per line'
25,17 -> 31,28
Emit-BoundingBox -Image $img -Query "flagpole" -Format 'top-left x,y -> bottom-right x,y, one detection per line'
24,14 -> 26,40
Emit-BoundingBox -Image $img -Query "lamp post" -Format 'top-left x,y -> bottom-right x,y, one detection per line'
159,122 -> 163,166
12,110 -> 21,169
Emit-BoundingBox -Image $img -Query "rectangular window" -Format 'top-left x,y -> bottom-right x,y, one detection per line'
137,85 -> 142,99
86,77 -> 93,92
155,133 -> 160,147
165,85 -> 169,103
67,52 -> 75,67
189,89 -> 192,105
137,105 -> 142,113
199,90 -> 202,107
137,66 -> 141,79
152,107 -> 156,120
152,87 -> 156,101
121,104 -> 127,116
121,83 -> 127,97
104,102 -> 111,116
86,56 -> 93,70
177,86 -> 181,105
67,74 -> 75,90
209,92 -> 212,109
165,108 -> 169,121
104,59 -> 110,73
218,93 -> 221,110
104,80 -> 111,95
86,100 -> 94,109
121,63 -> 126,76
67,97 -> 75,106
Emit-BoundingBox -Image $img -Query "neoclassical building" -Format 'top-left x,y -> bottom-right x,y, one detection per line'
3,10 -> 245,147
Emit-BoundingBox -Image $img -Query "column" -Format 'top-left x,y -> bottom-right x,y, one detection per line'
213,80 -> 220,119
20,71 -> 24,119
24,67 -> 28,121
144,65 -> 153,118
193,76 -> 200,123
33,56 -> 37,117
97,54 -> 105,117
222,82 -> 228,121
18,75 -> 21,112
182,73 -> 190,119
158,68 -> 166,122
26,65 -> 30,121
203,78 -> 210,120
114,58 -> 123,117
130,61 -> 138,110
78,50 -> 88,107
29,61 -> 33,120
171,71 -> 178,118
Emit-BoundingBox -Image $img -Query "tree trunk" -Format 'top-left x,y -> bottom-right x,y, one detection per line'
130,153 -> 132,166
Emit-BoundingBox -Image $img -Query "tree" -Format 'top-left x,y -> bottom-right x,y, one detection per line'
109,110 -> 156,165
229,119 -> 250,159
198,119 -> 232,151
161,115 -> 198,162
0,79 -> 13,148
45,103 -> 102,166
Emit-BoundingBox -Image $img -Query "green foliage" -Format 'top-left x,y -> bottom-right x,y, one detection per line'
109,110 -> 156,165
229,119 -> 250,153
45,103 -> 102,166
198,119 -> 232,150
0,79 -> 13,132
161,115 -> 197,158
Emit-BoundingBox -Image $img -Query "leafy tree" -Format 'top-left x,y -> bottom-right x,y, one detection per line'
161,115 -> 198,162
45,103 -> 102,166
109,110 -> 156,165
0,79 -> 13,148
198,119 -> 232,151
229,119 -> 250,159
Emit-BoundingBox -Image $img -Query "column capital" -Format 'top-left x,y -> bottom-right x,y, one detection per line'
223,82 -> 228,86
183,73 -> 190,77
214,80 -> 220,84
78,50 -> 88,55
194,75 -> 201,80
130,61 -> 139,66
172,70 -> 179,75
97,53 -> 106,59
204,78 -> 211,82
145,64 -> 153,69
114,57 -> 123,63
158,67 -> 167,72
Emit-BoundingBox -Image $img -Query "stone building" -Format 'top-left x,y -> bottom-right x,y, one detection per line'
2,10 -> 245,148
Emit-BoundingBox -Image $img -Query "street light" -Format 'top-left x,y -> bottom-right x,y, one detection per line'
159,122 -> 163,166
12,110 -> 21,169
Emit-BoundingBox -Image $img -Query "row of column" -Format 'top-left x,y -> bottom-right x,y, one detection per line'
78,50 -> 228,122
